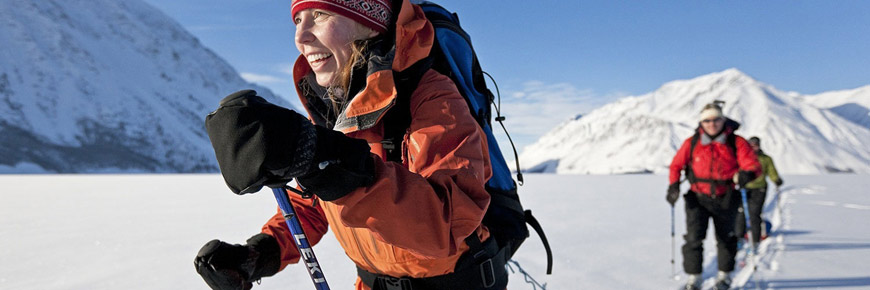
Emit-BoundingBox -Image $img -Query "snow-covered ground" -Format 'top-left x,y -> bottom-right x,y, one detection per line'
1,174 -> 868,289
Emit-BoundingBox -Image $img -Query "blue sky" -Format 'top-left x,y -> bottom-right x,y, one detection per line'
143,0 -> 870,152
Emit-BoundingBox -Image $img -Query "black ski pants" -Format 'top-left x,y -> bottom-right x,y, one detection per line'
682,190 -> 740,274
735,187 -> 767,244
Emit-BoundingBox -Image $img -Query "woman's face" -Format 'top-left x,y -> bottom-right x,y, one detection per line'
294,9 -> 377,87
701,116 -> 725,136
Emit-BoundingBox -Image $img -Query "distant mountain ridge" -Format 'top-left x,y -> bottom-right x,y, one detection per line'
0,0 -> 290,173
519,68 -> 870,174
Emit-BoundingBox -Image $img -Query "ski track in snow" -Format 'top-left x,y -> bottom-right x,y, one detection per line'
788,185 -> 826,195
841,204 -> 870,210
806,200 -> 870,211
788,184 -> 870,211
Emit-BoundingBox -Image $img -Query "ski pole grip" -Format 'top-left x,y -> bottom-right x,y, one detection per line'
271,187 -> 331,290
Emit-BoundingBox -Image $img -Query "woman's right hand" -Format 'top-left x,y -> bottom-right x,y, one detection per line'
205,89 -> 374,200
205,89 -> 319,195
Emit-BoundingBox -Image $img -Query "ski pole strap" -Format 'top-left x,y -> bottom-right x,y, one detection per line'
271,187 -> 330,290
356,237 -> 508,290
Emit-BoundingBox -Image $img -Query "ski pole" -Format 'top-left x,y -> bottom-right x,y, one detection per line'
738,187 -> 761,290
739,186 -> 761,285
740,188 -> 756,253
671,178 -> 685,280
271,186 -> 330,290
670,205 -> 676,279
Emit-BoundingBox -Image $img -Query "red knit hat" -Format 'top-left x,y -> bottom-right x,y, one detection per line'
292,0 -> 393,33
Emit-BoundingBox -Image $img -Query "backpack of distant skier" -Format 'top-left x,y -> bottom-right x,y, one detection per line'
374,0 -> 552,287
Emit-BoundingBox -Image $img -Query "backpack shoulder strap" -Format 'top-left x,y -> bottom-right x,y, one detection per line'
689,132 -> 700,157
727,132 -> 737,159
685,132 -> 700,183
382,57 -> 433,163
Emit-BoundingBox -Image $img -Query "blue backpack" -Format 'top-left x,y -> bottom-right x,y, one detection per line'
380,1 -> 553,283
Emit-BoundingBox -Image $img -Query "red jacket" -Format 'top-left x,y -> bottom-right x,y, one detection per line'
669,125 -> 761,196
259,1 -> 492,288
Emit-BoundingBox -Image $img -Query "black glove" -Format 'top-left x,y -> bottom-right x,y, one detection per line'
206,90 -> 318,194
736,170 -> 755,188
296,125 -> 375,201
205,90 -> 374,199
775,178 -> 783,187
195,234 -> 281,290
666,183 -> 680,206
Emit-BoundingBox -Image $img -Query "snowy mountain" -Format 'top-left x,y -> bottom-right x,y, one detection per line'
519,68 -> 870,174
801,85 -> 870,129
0,0 -> 291,173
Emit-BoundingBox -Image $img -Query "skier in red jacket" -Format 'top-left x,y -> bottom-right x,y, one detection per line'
667,102 -> 762,290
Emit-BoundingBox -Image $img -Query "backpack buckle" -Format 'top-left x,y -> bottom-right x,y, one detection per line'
375,276 -> 413,290
479,258 -> 496,288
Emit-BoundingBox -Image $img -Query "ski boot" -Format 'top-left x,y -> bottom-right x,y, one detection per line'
711,271 -> 732,290
680,274 -> 702,290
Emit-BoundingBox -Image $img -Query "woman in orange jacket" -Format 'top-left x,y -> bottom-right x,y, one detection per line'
196,0 -> 501,289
